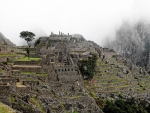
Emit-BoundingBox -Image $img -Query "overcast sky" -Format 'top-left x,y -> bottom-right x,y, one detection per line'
0,0 -> 150,46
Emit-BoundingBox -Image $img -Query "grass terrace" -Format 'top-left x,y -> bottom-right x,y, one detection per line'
14,57 -> 41,61
0,54 -> 19,57
0,102 -> 15,113
21,72 -> 48,76
21,72 -> 35,75
0,70 -> 4,73
36,73 -> 48,76
30,98 -> 46,113
7,62 -> 13,65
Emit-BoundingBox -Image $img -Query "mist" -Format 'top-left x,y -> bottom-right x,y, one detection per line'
0,0 -> 150,46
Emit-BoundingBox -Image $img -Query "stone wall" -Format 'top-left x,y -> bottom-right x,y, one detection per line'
0,76 -> 15,86
12,66 -> 43,73
54,65 -> 75,74
103,48 -> 109,52
0,85 -> 11,104
16,87 -> 30,95
0,56 -> 23,62
14,61 -> 41,65
23,80 -> 39,86
62,96 -> 103,113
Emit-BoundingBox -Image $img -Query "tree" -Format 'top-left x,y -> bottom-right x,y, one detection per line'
78,53 -> 98,79
20,31 -> 35,59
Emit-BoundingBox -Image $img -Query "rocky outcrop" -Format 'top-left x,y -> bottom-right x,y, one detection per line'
0,32 -> 15,47
107,21 -> 150,70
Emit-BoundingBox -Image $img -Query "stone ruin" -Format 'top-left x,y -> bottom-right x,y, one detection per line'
0,32 -> 104,113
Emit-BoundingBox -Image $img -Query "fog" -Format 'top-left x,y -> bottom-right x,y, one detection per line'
0,0 -> 150,46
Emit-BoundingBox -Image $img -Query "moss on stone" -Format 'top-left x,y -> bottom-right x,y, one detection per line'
30,98 -> 46,113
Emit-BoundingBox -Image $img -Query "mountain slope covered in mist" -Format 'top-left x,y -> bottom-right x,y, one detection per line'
0,32 -> 14,46
107,22 -> 150,70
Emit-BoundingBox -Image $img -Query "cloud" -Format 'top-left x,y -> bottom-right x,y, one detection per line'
0,0 -> 150,46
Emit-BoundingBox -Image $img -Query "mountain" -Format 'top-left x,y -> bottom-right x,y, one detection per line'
1,30 -> 150,112
0,32 -> 15,46
106,21 -> 150,70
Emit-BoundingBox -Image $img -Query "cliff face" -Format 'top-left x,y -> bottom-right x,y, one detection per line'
0,32 -> 15,47
107,22 -> 150,70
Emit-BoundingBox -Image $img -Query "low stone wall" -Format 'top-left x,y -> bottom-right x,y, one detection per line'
58,73 -> 82,83
62,96 -> 103,113
0,96 -> 10,105
0,75 -> 12,79
12,66 -> 43,73
0,76 -> 15,85
29,54 -> 40,58
0,85 -> 11,104
11,70 -> 20,75
51,83 -> 73,93
14,61 -> 41,65
103,51 -> 116,58
19,74 -> 37,78
0,78 -> 15,85
37,76 -> 49,82
0,56 -> 23,63
23,80 -> 39,86
37,89 -> 52,98
0,85 -> 10,92
16,87 -> 30,95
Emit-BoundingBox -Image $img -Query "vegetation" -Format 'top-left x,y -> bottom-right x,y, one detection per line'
36,73 -> 48,76
103,98 -> 150,113
0,70 -> 4,73
30,98 -> 46,113
78,53 -> 97,79
73,111 -> 78,113
20,31 -> 35,59
21,72 -> 35,75
14,57 -> 41,61
0,102 -> 15,113
10,95 -> 16,103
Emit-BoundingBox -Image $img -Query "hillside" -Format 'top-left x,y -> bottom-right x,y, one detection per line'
0,102 -> 15,113
86,50 -> 149,97
0,31 -> 150,112
0,32 -> 103,113
84,49 -> 150,112
0,32 -> 15,47
107,22 -> 150,70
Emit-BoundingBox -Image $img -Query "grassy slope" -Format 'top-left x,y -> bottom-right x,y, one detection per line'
85,55 -> 150,95
14,57 -> 41,61
0,102 -> 15,113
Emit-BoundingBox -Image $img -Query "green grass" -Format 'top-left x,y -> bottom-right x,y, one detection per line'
0,102 -> 15,113
21,72 -> 35,75
136,88 -> 146,92
0,106 -> 10,113
30,98 -> 46,113
0,70 -> 4,73
36,73 -> 48,76
7,62 -> 13,65
89,91 -> 98,98
10,96 -> 16,103
73,111 -> 78,113
14,57 -> 41,61
64,96 -> 83,99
